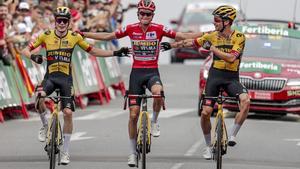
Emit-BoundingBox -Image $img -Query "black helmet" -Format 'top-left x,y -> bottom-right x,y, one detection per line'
212,5 -> 236,21
54,6 -> 71,19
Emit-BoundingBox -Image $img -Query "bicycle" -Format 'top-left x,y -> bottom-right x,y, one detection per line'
123,90 -> 165,169
38,89 -> 72,169
199,89 -> 239,169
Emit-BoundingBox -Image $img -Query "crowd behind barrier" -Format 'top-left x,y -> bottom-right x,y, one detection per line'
0,0 -> 136,122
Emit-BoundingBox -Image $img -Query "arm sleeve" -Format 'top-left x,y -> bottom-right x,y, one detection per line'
193,33 -> 210,48
77,34 -> 93,52
231,33 -> 246,58
28,33 -> 45,51
162,26 -> 176,39
115,25 -> 129,39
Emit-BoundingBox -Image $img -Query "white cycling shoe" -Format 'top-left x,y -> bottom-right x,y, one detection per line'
228,136 -> 237,147
127,153 -> 137,167
202,146 -> 212,160
60,151 -> 70,165
151,122 -> 160,137
38,126 -> 47,142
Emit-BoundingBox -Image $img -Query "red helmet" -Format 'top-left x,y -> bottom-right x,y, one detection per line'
137,0 -> 156,12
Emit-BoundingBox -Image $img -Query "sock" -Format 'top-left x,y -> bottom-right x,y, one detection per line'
39,111 -> 48,127
152,111 -> 157,123
63,134 -> 71,153
204,134 -> 211,146
129,138 -> 137,154
230,123 -> 241,137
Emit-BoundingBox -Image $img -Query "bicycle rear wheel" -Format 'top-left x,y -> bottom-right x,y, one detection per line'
215,116 -> 223,169
142,113 -> 147,169
49,115 -> 57,169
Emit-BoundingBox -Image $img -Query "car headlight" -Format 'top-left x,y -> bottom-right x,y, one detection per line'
287,79 -> 300,86
203,69 -> 209,79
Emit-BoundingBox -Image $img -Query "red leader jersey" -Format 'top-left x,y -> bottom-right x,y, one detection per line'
115,22 -> 176,68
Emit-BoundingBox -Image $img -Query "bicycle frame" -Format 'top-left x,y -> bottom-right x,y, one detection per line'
39,89 -> 71,169
200,90 -> 238,169
123,91 -> 165,169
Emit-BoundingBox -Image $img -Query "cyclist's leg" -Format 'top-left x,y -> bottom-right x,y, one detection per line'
147,75 -> 163,123
59,78 -> 74,164
127,69 -> 144,166
37,78 -> 55,142
226,80 -> 250,145
201,77 -> 219,145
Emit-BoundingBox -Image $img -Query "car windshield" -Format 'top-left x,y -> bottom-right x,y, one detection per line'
244,34 -> 300,60
182,9 -> 213,25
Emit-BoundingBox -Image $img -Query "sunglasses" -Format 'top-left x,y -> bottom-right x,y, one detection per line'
138,11 -> 153,17
56,18 -> 69,24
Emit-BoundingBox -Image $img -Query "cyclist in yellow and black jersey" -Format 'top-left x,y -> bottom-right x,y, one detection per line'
161,5 -> 250,160
21,6 -> 129,165
194,30 -> 245,76
28,29 -> 93,76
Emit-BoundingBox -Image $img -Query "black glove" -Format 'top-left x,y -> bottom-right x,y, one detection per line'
30,54 -> 43,64
202,40 -> 212,50
160,42 -> 172,51
113,47 -> 129,57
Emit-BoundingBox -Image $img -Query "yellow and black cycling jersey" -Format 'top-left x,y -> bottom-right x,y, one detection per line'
29,29 -> 92,76
194,30 -> 245,72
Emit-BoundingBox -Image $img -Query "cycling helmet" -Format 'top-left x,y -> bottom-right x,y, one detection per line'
54,6 -> 71,19
212,5 -> 236,21
137,0 -> 156,12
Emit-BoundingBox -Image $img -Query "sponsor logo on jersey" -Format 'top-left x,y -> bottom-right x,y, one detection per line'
130,99 -> 137,105
133,32 -> 143,35
121,26 -> 127,33
62,40 -> 68,46
146,31 -> 157,39
163,26 -> 171,33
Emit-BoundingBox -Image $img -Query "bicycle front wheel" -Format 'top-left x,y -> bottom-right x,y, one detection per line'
49,115 -> 57,169
142,113 -> 147,169
216,116 -> 223,169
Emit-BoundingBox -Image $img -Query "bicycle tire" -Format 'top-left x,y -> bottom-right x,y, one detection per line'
142,113 -> 147,169
216,116 -> 223,169
49,115 -> 57,169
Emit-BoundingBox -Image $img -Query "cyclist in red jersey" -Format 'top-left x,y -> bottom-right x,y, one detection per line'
80,0 -> 203,166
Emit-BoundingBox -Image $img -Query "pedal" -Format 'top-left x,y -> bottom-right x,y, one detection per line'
146,143 -> 151,153
44,144 -> 49,153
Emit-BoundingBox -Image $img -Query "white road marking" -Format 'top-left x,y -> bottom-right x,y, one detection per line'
284,138 -> 300,146
170,139 -> 204,169
153,109 -> 195,118
71,132 -> 94,141
170,163 -> 184,169
19,108 -> 194,122
184,141 -> 202,156
74,110 -> 126,120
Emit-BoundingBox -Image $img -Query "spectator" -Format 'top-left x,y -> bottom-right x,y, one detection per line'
0,3 -> 9,65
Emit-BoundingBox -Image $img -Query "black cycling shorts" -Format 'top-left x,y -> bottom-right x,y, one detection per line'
203,69 -> 248,107
128,68 -> 163,106
41,75 -> 75,111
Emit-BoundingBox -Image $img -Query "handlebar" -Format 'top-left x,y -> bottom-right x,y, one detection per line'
123,90 -> 166,110
36,90 -> 73,104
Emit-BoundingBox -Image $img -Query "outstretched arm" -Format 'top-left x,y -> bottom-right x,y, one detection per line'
21,46 -> 32,59
82,32 -> 116,41
175,32 -> 204,41
88,47 -> 129,57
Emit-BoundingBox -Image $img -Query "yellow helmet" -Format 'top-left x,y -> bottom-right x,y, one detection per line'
54,6 -> 71,19
212,5 -> 236,21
